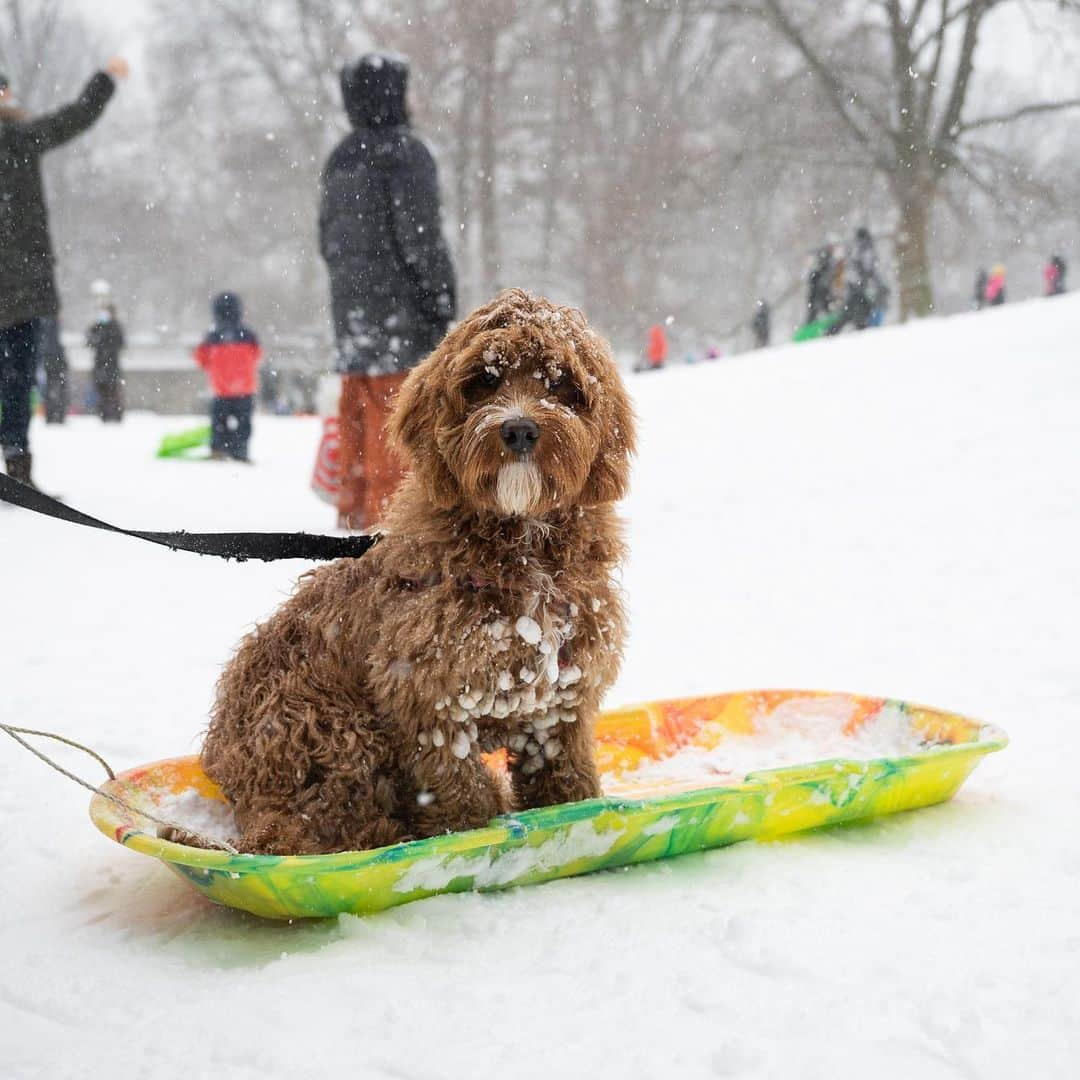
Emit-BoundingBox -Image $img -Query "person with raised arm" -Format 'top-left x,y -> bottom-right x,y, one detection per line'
0,58 -> 128,487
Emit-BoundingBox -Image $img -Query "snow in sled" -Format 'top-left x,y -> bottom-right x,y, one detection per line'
89,689 -> 1006,920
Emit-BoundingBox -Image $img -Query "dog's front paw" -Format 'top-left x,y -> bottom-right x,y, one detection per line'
156,824 -> 220,850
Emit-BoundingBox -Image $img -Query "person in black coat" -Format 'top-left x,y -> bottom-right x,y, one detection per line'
751,299 -> 771,348
973,268 -> 988,311
320,54 -> 456,375
38,315 -> 69,424
86,303 -> 126,422
319,53 -> 457,529
806,247 -> 834,324
0,59 -> 126,485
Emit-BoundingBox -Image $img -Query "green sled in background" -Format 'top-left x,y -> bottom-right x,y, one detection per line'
156,425 -> 211,459
793,314 -> 838,342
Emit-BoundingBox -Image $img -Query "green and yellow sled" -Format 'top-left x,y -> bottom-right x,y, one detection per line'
90,689 -> 1006,920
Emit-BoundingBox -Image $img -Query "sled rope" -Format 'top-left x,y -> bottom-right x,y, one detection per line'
0,723 -> 240,855
0,473 -> 378,563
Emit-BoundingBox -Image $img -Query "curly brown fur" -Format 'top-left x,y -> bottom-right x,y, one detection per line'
201,289 -> 636,854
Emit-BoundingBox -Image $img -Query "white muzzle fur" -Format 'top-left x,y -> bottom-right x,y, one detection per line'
496,460 -> 543,517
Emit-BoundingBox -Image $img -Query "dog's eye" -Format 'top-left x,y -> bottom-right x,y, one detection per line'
464,368 -> 502,402
549,374 -> 584,409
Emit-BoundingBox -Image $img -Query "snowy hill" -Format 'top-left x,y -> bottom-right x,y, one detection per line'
3,294 -> 1079,1078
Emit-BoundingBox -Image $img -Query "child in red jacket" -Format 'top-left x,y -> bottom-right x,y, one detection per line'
194,292 -> 261,462
645,324 -> 668,370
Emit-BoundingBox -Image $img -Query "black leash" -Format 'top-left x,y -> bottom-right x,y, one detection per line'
0,472 -> 377,562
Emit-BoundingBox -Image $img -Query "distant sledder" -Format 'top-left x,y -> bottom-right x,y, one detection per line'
1044,255 -> 1066,297
795,228 -> 889,342
194,292 -> 262,463
751,299 -> 771,349
797,245 -> 839,339
827,227 -> 889,335
984,264 -> 1006,307
634,323 -> 668,372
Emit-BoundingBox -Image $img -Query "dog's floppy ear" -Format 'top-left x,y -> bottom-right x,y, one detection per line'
387,360 -> 429,463
388,352 -> 461,510
580,348 -> 637,507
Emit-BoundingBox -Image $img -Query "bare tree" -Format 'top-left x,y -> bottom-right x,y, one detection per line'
0,0 -> 90,109
48,0 -> 1077,351
718,0 -> 1080,318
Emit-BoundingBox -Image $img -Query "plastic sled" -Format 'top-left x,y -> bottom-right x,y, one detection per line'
794,314 -> 838,342
156,425 -> 211,459
89,690 -> 1007,920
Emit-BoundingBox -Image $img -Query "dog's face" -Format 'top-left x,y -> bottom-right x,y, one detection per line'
391,291 -> 636,518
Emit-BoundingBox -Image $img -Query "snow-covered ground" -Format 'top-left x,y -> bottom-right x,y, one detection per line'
3,295 -> 1079,1079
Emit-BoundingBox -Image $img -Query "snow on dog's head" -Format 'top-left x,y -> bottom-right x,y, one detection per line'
389,289 -> 636,518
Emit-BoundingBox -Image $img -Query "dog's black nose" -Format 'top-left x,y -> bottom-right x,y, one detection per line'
500,417 -> 540,455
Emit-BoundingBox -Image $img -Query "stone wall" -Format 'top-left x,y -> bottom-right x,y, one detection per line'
61,338 -> 327,416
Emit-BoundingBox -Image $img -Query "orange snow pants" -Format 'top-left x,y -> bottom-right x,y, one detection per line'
336,371 -> 408,531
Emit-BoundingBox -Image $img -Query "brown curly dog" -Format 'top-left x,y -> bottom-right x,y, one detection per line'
199,289 -> 636,854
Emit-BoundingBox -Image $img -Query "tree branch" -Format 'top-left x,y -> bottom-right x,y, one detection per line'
887,0 -> 915,132
911,0 -> 980,55
959,97 -> 1080,131
908,0 -> 933,29
934,0 -> 988,148
758,0 -> 896,170
916,0 -> 949,129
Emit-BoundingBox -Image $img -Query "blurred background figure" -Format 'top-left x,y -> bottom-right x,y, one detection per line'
643,323 -> 668,371
258,363 -> 284,414
985,264 -> 1007,307
828,227 -> 888,335
1044,254 -> 1067,297
973,268 -> 988,310
751,299 -> 771,349
868,278 -> 890,327
806,247 -> 835,324
829,242 -> 847,306
86,298 -> 126,422
194,292 -> 261,463
320,53 -> 457,531
0,59 -> 125,485
36,316 -> 69,423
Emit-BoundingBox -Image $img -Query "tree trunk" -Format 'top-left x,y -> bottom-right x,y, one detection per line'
453,65 -> 475,308
893,184 -> 936,320
477,24 -> 500,298
539,17 -> 567,284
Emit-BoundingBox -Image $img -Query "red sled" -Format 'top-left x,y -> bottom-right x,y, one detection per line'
311,415 -> 341,504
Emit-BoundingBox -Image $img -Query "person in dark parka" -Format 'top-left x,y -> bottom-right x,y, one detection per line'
319,53 -> 457,530
86,303 -> 126,422
0,60 -> 126,485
